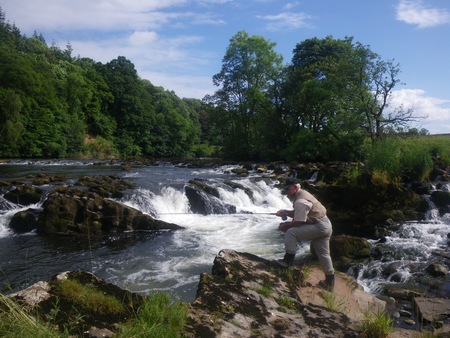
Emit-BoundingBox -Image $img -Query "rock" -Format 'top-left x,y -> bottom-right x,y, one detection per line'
231,167 -> 249,177
185,180 -> 236,215
426,263 -> 449,277
184,249 -> 365,337
9,208 -> 39,233
3,184 -> 43,205
310,235 -> 372,271
414,297 -> 450,325
329,235 -> 371,260
88,326 -> 115,338
75,175 -> 133,198
383,261 -> 404,277
31,173 -> 67,186
224,181 -> 253,199
36,187 -> 183,236
9,281 -> 51,306
430,190 -> 450,212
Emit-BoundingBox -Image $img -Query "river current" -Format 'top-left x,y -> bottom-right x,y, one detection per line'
0,160 -> 449,302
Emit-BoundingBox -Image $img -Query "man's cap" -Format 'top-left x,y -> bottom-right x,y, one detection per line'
281,177 -> 299,194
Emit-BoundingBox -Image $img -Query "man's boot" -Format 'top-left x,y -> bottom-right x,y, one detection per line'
319,274 -> 335,292
274,252 -> 295,268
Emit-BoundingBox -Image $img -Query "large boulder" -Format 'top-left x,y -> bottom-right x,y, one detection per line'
185,179 -> 236,215
184,249 -> 360,337
36,186 -> 183,236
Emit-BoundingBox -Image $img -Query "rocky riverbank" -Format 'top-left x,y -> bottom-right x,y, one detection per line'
6,249 -> 450,337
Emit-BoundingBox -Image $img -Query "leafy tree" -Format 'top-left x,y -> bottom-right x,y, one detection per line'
282,36 -> 422,161
209,31 -> 284,160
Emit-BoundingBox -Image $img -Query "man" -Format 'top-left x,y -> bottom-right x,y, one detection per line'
275,177 -> 335,292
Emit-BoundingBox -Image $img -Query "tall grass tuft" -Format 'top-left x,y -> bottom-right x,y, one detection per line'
118,292 -> 188,338
0,293 -> 63,338
357,309 -> 393,338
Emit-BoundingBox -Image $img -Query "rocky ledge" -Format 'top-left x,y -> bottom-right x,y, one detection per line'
7,249 -> 450,337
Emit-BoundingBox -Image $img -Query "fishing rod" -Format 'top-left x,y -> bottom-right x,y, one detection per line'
157,212 -> 288,220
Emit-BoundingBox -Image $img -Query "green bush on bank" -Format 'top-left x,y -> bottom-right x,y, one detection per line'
364,136 -> 449,183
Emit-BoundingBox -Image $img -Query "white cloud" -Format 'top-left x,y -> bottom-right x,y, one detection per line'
191,12 -> 226,25
283,2 -> 300,11
2,0 -> 188,33
390,89 -> 450,134
257,12 -> 313,31
396,0 -> 450,28
139,71 -> 215,99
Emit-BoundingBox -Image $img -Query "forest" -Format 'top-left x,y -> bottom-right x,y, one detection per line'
0,7 -> 429,162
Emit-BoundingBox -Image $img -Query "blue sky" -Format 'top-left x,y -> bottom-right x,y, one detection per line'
2,0 -> 450,134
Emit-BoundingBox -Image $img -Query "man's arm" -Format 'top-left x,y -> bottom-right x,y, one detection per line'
278,220 -> 304,232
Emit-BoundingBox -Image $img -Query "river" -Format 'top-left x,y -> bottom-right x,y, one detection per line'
0,160 -> 449,302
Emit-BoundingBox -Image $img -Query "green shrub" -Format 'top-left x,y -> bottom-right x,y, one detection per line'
364,136 -> 448,183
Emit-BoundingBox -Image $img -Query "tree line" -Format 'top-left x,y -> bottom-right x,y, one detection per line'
0,8 -> 426,162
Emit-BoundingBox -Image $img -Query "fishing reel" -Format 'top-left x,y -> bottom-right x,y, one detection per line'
281,214 -> 287,221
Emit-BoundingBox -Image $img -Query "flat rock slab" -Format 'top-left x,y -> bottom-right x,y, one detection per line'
414,297 -> 450,323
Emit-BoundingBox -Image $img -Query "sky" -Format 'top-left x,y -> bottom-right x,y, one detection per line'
2,0 -> 450,134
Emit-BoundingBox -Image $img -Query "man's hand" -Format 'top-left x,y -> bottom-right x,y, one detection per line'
278,222 -> 290,232
276,210 -> 291,220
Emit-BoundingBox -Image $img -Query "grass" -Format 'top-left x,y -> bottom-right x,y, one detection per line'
276,295 -> 298,311
1,290 -> 188,338
56,279 -> 125,315
319,290 -> 345,312
364,135 -> 450,184
0,293 -> 63,338
118,292 -> 188,338
255,285 -> 273,297
357,309 -> 394,338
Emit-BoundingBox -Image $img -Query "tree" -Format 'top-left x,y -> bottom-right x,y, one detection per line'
0,88 -> 23,156
209,31 -> 284,159
282,36 -> 367,161
352,45 -> 426,141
